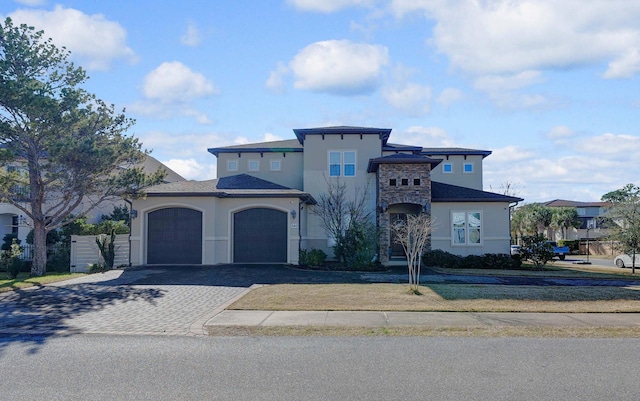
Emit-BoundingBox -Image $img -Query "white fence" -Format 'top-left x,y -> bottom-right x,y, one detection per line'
70,234 -> 129,273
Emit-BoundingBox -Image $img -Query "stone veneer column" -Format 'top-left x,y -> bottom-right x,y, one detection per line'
377,163 -> 432,264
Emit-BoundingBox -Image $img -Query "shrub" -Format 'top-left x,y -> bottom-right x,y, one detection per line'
299,248 -> 328,267
423,249 -> 461,269
520,234 -> 555,269
96,229 -> 116,270
337,221 -> 379,270
423,250 -> 523,270
2,239 -> 23,279
88,263 -> 110,273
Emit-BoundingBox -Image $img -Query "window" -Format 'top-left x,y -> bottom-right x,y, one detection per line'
413,178 -> 421,186
577,208 -> 586,216
328,151 -> 356,177
452,211 -> 482,245
329,152 -> 341,176
227,160 -> 238,172
443,163 -> 453,173
270,160 -> 281,171
463,163 -> 474,173
389,179 -> 397,186
248,160 -> 259,171
401,178 -> 409,186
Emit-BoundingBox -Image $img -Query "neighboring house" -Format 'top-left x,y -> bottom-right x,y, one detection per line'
543,199 -> 611,240
0,155 -> 184,248
130,126 -> 522,266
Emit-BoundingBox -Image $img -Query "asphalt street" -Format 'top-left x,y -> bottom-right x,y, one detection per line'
1,335 -> 639,401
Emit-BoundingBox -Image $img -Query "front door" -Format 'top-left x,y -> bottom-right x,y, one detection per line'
389,213 -> 407,258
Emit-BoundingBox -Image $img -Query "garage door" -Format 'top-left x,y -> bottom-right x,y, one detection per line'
233,208 -> 287,263
147,207 -> 202,264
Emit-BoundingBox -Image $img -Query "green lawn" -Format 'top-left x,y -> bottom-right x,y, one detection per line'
0,272 -> 86,293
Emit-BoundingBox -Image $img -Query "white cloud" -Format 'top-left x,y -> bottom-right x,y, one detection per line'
474,71 -> 555,109
396,126 -> 456,147
265,62 -> 289,93
287,0 -> 375,13
436,87 -> 463,107
575,133 -> 640,156
383,83 -> 431,116
181,21 -> 202,47
262,133 -> 284,142
390,0 -> 640,79
162,159 -> 209,180
489,146 -> 536,163
143,61 -> 217,103
9,5 -> 136,70
289,40 -> 389,95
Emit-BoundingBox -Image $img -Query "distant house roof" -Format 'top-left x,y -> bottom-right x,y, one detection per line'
543,199 -> 610,208
431,182 -> 523,203
383,143 -> 423,153
293,126 -> 392,145
141,155 -> 185,183
144,174 -> 316,204
208,139 -> 302,157
367,154 -> 441,173
421,148 -> 492,158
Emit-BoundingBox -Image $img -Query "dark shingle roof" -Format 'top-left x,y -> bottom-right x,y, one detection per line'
367,154 -> 442,173
543,199 -> 610,208
144,174 -> 316,204
421,148 -> 492,158
208,139 -> 302,157
431,182 -> 523,203
217,174 -> 290,190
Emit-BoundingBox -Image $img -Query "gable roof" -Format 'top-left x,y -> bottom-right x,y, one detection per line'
293,126 -> 392,145
367,154 -> 442,173
431,181 -> 523,203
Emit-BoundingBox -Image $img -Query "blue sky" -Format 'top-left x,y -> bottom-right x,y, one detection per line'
2,0 -> 639,202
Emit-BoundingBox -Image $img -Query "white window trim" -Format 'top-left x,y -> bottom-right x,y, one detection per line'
443,162 -> 453,174
227,160 -> 238,172
248,159 -> 260,172
270,159 -> 282,171
463,162 -> 474,174
328,150 -> 357,177
451,211 -> 482,246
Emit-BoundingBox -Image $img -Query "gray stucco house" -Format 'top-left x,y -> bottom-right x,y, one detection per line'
129,126 -> 522,265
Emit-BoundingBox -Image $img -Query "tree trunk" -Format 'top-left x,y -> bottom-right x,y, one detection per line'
31,221 -> 47,277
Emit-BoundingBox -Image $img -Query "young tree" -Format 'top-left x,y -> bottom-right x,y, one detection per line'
391,213 -> 433,294
602,184 -> 640,274
0,18 -> 165,276
311,178 -> 374,265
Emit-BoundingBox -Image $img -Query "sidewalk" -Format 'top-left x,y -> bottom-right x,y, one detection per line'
206,310 -> 640,329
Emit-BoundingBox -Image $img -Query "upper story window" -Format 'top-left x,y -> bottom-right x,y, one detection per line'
227,160 -> 238,172
463,163 -> 474,173
329,151 -> 356,177
443,163 -> 453,174
248,160 -> 259,172
270,160 -> 281,171
577,208 -> 586,216
452,211 -> 482,246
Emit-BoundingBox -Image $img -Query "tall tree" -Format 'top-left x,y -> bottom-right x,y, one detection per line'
601,184 -> 640,273
0,18 -> 165,276
391,213 -> 433,294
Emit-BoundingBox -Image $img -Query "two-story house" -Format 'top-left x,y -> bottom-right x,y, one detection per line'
129,126 -> 522,265
543,199 -> 611,240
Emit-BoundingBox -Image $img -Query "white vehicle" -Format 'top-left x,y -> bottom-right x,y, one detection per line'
614,254 -> 637,268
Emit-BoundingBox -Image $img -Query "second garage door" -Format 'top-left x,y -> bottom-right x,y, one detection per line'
233,208 -> 287,263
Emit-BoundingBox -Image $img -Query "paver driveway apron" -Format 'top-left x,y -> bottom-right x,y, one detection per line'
0,267 -> 246,336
